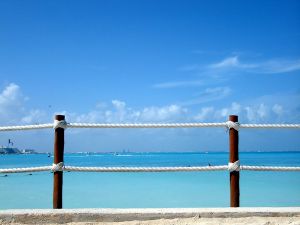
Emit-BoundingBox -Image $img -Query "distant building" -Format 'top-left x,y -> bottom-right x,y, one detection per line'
0,147 -> 21,154
21,149 -> 37,154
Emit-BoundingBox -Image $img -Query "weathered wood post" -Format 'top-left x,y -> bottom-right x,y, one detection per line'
229,115 -> 240,207
53,115 -> 65,209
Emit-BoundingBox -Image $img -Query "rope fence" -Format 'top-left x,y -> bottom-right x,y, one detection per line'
0,114 -> 300,208
2,165 -> 300,174
1,121 -> 300,131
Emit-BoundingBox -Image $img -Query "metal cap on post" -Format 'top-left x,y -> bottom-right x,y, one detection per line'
53,115 -> 65,209
229,115 -> 240,207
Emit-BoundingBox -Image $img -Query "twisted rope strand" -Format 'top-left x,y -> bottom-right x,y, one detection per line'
1,122 -> 300,131
1,165 -> 300,173
0,124 -> 53,131
0,166 -> 52,173
241,165 -> 300,171
240,124 -> 300,129
64,165 -> 228,172
67,122 -> 228,129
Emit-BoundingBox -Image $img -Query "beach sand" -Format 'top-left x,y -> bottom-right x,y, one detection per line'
1,208 -> 300,225
2,217 -> 300,225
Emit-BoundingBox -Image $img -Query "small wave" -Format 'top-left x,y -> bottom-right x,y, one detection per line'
115,154 -> 135,157
65,155 -> 90,158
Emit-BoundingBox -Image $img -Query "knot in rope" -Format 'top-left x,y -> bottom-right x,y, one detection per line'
53,120 -> 68,130
52,162 -> 65,172
228,160 -> 240,172
226,121 -> 240,131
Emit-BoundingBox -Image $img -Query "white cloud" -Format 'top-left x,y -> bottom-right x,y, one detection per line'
215,102 -> 242,119
182,86 -> 231,106
272,104 -> 284,116
244,103 -> 286,122
1,83 -> 297,126
64,101 -> 187,124
194,107 -> 214,121
112,100 -> 126,110
194,101 -> 291,123
209,56 -> 300,74
21,109 -> 47,124
209,56 -> 256,70
0,83 -> 27,124
139,104 -> 187,122
0,83 -> 25,111
210,56 -> 239,68
245,104 -> 269,122
153,56 -> 300,92
204,87 -> 231,96
257,59 -> 300,74
153,80 -> 204,89
0,83 -> 49,125
257,103 -> 268,119
111,100 -> 127,122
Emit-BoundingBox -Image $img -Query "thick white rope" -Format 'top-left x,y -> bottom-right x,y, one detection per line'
52,162 -> 65,172
226,121 -> 240,131
0,166 -> 52,173
1,164 -> 300,173
0,124 -> 53,131
240,166 -> 300,171
239,124 -> 300,129
67,122 -> 228,129
53,120 -> 68,130
1,121 -> 299,131
64,165 -> 228,172
228,160 -> 240,172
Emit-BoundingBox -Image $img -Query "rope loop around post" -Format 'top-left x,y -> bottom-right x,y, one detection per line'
53,120 -> 68,130
228,160 -> 240,172
51,162 -> 65,172
226,121 -> 240,131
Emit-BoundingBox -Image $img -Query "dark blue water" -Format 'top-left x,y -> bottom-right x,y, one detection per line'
0,152 -> 300,209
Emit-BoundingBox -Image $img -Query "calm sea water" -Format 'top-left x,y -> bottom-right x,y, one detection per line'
0,152 -> 300,209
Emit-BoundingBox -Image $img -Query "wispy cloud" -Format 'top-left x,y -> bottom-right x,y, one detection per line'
194,107 -> 214,121
153,80 -> 204,89
209,56 -> 256,69
154,55 -> 300,90
257,59 -> 300,74
209,56 -> 300,74
181,86 -> 231,106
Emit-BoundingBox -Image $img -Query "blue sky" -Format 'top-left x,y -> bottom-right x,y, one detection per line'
0,0 -> 299,152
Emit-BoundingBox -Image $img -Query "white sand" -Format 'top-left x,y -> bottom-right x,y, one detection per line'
2,216 -> 300,225
1,208 -> 300,225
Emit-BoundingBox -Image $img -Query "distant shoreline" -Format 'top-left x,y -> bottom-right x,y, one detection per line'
1,150 -> 300,155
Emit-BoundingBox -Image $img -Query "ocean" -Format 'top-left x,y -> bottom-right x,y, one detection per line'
0,152 -> 300,209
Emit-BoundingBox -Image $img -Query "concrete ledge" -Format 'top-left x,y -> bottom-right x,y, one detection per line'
0,208 -> 300,224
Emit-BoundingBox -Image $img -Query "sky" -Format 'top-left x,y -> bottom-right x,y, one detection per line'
0,0 -> 299,152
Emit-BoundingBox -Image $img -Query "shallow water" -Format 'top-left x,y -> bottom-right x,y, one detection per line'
0,152 -> 300,209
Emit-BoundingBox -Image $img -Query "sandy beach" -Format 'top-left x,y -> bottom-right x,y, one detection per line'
1,208 -> 300,225
2,216 -> 300,225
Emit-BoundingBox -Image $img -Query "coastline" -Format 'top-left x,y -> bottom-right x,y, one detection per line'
1,208 -> 300,225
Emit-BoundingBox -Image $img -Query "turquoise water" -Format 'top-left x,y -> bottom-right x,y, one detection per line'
0,152 -> 300,209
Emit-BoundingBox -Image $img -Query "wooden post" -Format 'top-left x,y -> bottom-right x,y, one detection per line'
229,115 -> 240,207
53,115 -> 65,209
